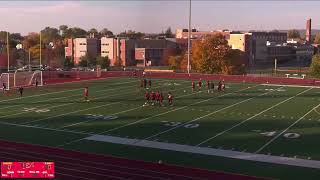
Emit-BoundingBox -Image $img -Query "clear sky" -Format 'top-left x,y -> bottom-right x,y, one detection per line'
0,1 -> 319,35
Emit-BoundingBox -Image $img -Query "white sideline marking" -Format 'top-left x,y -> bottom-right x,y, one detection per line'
262,84 -> 320,89
196,87 -> 313,146
0,120 -> 91,135
57,85 -> 259,147
85,135 -> 320,170
256,102 -> 320,153
140,88 -> 278,142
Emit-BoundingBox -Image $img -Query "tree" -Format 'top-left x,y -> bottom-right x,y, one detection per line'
88,28 -> 99,38
63,58 -> 74,68
41,27 -> 61,44
314,33 -> 320,44
96,56 -> 110,69
168,55 -> 183,70
100,28 -> 113,37
64,27 -> 87,38
288,29 -> 301,39
118,30 -> 145,39
79,53 -> 96,67
164,27 -> 174,38
309,54 -> 320,77
191,34 -> 246,75
59,25 -> 68,37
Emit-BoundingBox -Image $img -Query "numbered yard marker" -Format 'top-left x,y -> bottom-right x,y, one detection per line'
23,107 -> 50,113
184,123 -> 199,128
260,131 -> 277,137
162,121 -> 200,129
85,114 -> 118,121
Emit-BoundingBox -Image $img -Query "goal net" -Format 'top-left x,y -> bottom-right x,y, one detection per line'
13,70 -> 43,88
0,73 -> 10,90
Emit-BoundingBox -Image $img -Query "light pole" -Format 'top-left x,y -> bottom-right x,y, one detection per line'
187,0 -> 191,74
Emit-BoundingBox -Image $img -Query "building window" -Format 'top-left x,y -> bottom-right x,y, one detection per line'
102,51 -> 109,53
80,43 -> 87,45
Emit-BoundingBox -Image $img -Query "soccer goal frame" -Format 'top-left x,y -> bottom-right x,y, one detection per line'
0,73 -> 10,90
13,70 -> 43,88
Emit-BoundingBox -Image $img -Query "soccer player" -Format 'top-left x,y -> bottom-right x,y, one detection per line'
159,92 -> 164,106
168,92 -> 173,106
210,81 -> 215,93
198,79 -> 202,91
18,87 -> 24,97
207,80 -> 210,93
155,91 -> 160,105
143,79 -> 147,89
35,78 -> 39,87
151,91 -> 156,105
222,80 -> 226,91
2,83 -> 6,93
192,81 -> 195,92
148,79 -> 152,88
218,80 -> 222,91
144,91 -> 150,105
84,87 -> 89,101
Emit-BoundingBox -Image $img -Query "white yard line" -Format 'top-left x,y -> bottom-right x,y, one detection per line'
0,86 -> 137,121
0,121 -> 91,135
0,78 -> 137,104
57,85 -> 259,147
196,87 -> 313,146
0,83 -> 140,112
255,102 -> 320,153
21,80 -> 188,125
59,85 -> 189,129
84,134 -> 320,170
140,88 -> 278,143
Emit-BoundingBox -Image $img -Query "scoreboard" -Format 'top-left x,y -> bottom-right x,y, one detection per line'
1,162 -> 55,178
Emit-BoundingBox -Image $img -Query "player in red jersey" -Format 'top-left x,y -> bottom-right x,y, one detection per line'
198,79 -> 202,91
155,91 -> 160,105
151,91 -> 156,105
168,92 -> 173,106
159,91 -> 164,106
84,87 -> 89,101
192,81 -> 195,92
144,91 -> 150,105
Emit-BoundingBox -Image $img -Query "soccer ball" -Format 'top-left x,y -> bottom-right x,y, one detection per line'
184,90 -> 186,93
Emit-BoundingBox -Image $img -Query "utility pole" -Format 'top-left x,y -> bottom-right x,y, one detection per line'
39,31 -> 42,70
187,0 -> 191,74
6,32 -> 9,72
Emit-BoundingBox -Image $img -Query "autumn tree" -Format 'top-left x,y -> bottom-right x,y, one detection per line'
314,33 -> 320,44
96,56 -> 110,69
100,28 -> 114,37
191,34 -> 246,75
288,29 -> 301,39
309,54 -> 320,77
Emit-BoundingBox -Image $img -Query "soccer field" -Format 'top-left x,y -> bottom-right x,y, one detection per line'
1,77 -> 320,179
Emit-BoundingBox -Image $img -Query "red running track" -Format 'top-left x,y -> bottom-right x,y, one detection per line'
0,140 -> 268,180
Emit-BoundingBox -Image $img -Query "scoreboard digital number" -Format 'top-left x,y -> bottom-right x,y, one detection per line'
1,162 -> 55,178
